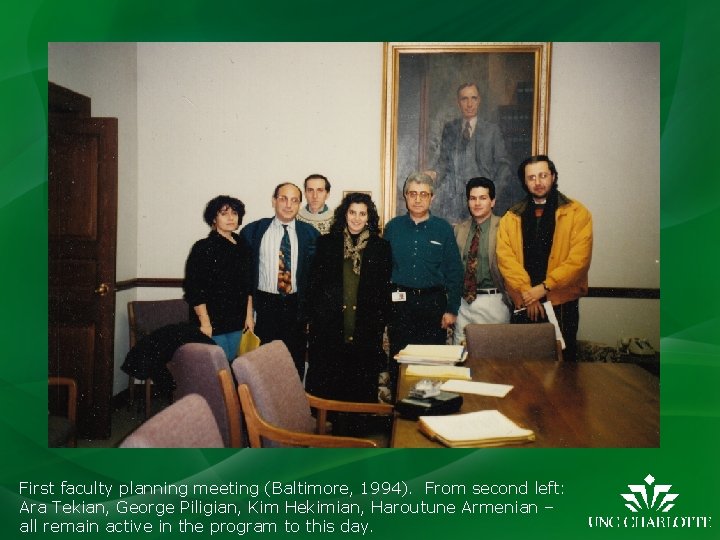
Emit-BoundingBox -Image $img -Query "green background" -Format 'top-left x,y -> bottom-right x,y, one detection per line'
2,0 -> 718,537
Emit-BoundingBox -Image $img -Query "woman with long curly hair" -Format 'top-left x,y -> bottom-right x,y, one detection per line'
305,193 -> 392,434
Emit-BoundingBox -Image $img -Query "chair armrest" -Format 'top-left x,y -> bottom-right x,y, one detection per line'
238,385 -> 377,448
306,393 -> 394,414
306,393 -> 394,435
48,377 -> 77,423
217,369 -> 243,448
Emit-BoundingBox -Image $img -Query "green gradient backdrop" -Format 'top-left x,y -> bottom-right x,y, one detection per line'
2,1 -> 719,538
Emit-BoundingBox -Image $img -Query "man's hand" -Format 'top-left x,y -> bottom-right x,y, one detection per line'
441,313 -> 457,329
526,302 -> 546,321
522,284 -> 546,306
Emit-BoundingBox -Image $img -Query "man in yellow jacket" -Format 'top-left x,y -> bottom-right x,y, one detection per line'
496,155 -> 593,361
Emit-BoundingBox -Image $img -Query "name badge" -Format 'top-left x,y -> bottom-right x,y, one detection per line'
391,291 -> 407,302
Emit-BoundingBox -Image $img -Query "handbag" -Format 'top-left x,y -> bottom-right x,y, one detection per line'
237,329 -> 261,356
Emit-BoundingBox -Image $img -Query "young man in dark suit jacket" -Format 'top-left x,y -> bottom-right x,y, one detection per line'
241,182 -> 320,378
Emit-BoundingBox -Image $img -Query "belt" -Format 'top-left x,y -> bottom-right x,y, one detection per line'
476,288 -> 499,295
392,284 -> 445,296
255,289 -> 298,299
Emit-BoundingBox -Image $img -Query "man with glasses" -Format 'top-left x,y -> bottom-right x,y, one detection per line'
496,155 -> 593,362
242,182 -> 320,377
384,172 -> 463,394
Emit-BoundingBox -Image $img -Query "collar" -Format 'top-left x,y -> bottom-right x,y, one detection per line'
463,116 -> 478,132
272,217 -> 296,230
305,204 -> 328,215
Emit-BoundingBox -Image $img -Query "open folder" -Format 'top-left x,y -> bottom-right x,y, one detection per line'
418,410 -> 535,448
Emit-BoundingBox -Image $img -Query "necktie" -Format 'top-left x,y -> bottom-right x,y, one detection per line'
462,226 -> 480,303
462,120 -> 472,141
278,225 -> 292,295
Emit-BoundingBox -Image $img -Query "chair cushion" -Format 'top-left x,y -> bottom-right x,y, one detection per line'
167,343 -> 234,446
232,340 -> 316,444
119,394 -> 223,448
465,323 -> 557,361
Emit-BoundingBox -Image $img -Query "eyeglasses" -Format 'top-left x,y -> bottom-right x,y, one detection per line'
276,196 -> 300,205
405,191 -> 431,200
525,172 -> 552,182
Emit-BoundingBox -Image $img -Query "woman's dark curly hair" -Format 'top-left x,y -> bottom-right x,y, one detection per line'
329,192 -> 380,234
203,195 -> 246,227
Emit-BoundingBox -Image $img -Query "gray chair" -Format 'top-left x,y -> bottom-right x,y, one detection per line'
127,299 -> 189,417
119,394 -> 223,448
464,322 -> 562,362
167,343 -> 243,447
230,340 -> 393,448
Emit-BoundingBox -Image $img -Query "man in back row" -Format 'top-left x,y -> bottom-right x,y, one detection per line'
496,155 -> 593,362
296,173 -> 333,234
242,182 -> 320,378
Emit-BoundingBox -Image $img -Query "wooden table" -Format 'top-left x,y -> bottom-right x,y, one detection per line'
390,359 -> 659,448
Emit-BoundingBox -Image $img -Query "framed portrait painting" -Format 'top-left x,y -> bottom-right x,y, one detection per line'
381,42 -> 552,224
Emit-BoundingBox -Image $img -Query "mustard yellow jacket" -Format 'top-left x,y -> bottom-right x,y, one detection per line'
496,192 -> 593,307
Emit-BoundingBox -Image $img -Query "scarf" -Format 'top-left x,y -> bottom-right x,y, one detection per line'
343,228 -> 370,275
521,188 -> 558,286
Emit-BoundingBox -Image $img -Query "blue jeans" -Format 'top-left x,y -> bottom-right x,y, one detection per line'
212,330 -> 242,361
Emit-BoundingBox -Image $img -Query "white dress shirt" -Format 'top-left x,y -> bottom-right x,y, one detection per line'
257,217 -> 299,294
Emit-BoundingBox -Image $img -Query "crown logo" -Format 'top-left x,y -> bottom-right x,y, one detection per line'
621,474 -> 678,513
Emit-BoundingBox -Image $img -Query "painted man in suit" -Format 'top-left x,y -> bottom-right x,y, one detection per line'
242,182 -> 320,378
453,177 -> 511,345
428,82 -> 514,222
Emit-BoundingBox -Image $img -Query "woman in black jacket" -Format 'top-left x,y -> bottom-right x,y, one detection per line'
305,193 -> 392,414
183,195 -> 252,360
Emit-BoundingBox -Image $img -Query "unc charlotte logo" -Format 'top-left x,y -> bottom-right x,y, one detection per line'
621,474 -> 678,512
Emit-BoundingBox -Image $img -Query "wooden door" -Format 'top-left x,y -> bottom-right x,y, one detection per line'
48,84 -> 118,439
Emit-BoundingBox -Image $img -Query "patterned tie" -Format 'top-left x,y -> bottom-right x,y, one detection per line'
278,225 -> 292,295
462,120 -> 472,141
462,226 -> 480,303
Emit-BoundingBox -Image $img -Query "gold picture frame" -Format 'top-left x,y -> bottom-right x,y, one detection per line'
381,42 -> 552,225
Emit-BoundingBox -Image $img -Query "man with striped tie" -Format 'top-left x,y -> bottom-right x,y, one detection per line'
242,182 -> 320,378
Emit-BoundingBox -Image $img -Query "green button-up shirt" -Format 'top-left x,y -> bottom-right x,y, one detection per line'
384,213 -> 463,314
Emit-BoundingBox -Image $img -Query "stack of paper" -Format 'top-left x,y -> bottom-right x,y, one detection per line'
440,379 -> 513,397
406,365 -> 472,380
396,344 -> 467,365
418,410 -> 535,448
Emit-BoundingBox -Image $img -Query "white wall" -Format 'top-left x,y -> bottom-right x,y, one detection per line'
49,42 -> 659,394
548,43 -> 659,346
136,42 -> 383,277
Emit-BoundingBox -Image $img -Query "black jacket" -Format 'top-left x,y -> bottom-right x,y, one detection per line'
305,232 -> 392,401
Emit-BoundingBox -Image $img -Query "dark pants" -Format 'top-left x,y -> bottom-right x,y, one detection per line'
553,299 -> 579,362
511,298 -> 580,362
387,288 -> 448,397
253,290 -> 307,379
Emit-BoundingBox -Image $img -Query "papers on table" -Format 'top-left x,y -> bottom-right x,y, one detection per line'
440,379 -> 513,398
418,410 -> 535,448
543,300 -> 566,349
396,344 -> 467,365
406,365 -> 472,380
